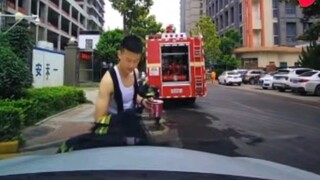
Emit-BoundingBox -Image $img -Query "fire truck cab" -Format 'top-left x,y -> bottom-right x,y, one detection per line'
145,25 -> 207,103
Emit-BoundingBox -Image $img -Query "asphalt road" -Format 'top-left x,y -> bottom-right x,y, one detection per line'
164,84 -> 320,174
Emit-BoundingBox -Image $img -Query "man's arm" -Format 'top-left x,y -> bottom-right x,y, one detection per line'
94,72 -> 113,122
134,68 -> 140,80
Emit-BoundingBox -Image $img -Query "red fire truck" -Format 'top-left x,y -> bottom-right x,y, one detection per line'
145,25 -> 207,103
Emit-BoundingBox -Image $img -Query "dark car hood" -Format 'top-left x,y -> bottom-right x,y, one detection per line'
0,146 -> 319,180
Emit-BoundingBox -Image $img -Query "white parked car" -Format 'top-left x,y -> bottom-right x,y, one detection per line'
272,68 -> 313,92
218,71 -> 242,86
232,69 -> 248,78
258,71 -> 278,90
290,70 -> 320,95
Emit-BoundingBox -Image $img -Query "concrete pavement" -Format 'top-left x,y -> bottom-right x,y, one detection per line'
224,84 -> 320,105
172,83 -> 320,174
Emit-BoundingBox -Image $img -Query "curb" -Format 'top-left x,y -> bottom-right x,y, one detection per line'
0,153 -> 20,160
35,104 -> 92,126
20,139 -> 65,152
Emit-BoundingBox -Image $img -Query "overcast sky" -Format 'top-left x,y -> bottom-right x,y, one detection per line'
103,0 -> 181,32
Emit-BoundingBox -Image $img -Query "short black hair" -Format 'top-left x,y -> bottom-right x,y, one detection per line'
120,35 -> 143,54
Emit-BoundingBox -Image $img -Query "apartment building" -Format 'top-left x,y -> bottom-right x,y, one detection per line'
75,0 -> 104,31
0,0 -> 104,51
205,0 -> 310,69
180,0 -> 205,34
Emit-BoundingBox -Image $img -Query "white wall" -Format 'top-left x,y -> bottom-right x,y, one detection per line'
32,48 -> 65,88
78,34 -> 100,50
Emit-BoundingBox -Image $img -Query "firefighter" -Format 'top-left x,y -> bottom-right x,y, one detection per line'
211,70 -> 216,84
57,35 -> 154,153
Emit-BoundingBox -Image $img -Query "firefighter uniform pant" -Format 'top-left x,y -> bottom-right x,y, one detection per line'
57,109 -> 148,153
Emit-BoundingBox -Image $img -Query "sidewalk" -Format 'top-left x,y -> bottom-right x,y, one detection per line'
19,87 -> 180,154
20,88 -> 98,153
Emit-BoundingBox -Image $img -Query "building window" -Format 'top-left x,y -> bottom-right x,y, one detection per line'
231,7 -> 234,23
273,23 -> 279,45
239,26 -> 243,45
286,22 -> 297,44
285,3 -> 296,15
216,0 -> 218,14
272,0 -> 279,18
303,22 -> 313,32
274,36 -> 279,45
211,4 -> 215,15
242,58 -> 258,69
280,62 -> 288,68
272,0 -> 279,8
239,2 -> 242,22
273,23 -> 279,35
225,11 -> 228,27
85,39 -> 93,49
220,15 -> 223,29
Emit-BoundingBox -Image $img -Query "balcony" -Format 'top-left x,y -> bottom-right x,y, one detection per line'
49,1 -> 59,10
61,9 -> 70,17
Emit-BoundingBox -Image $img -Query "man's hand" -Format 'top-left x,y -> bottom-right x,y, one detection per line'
142,97 -> 153,110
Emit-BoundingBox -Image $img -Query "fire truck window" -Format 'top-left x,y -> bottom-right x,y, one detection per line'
161,45 -> 189,82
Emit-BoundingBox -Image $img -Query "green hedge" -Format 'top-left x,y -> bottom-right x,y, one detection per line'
0,86 -> 87,128
0,106 -> 24,142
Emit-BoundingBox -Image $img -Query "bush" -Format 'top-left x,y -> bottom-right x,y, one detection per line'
0,99 -> 38,127
0,86 -> 87,126
0,106 -> 24,142
0,46 -> 33,99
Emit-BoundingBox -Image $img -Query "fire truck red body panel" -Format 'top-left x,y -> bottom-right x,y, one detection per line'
145,32 -> 207,100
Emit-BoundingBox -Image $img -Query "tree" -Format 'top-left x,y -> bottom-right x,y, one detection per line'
219,29 -> 242,55
220,55 -> 241,70
130,15 -> 163,39
0,21 -> 34,89
217,29 -> 242,70
191,16 -> 221,65
298,41 -> 320,70
109,0 -> 163,71
0,44 -> 33,99
96,29 -> 124,64
109,0 -> 163,38
5,21 -> 34,61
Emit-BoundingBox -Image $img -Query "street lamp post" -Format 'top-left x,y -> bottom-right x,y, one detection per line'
0,12 -> 40,34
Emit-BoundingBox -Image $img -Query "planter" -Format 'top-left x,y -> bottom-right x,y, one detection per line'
0,140 -> 19,154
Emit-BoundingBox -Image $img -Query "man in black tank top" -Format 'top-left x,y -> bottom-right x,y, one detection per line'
57,35 -> 154,153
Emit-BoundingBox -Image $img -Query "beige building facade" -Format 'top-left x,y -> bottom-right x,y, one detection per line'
234,0 -> 302,69
205,0 -> 308,69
